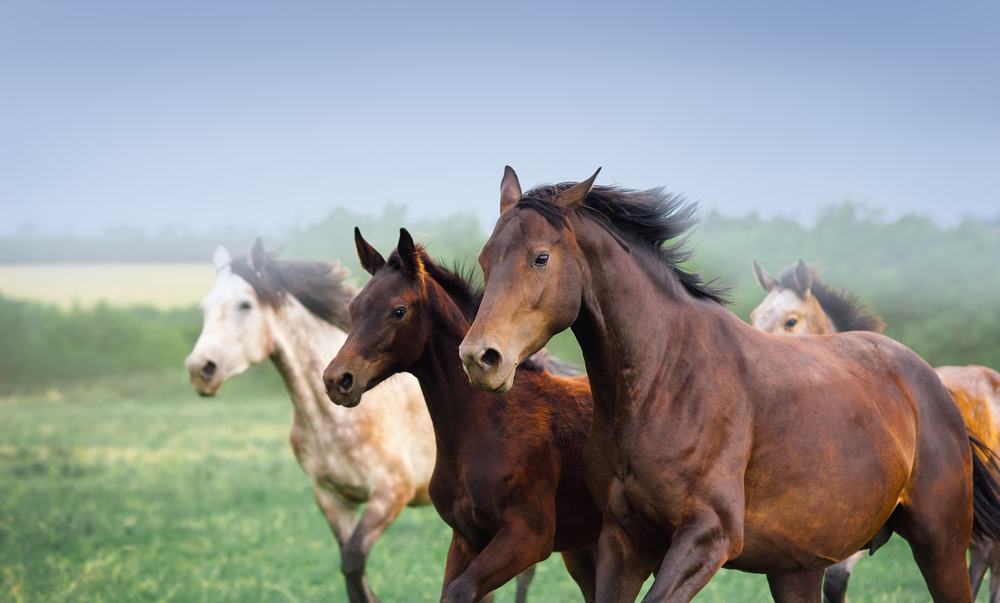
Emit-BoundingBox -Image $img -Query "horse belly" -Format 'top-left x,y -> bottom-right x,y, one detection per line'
734,423 -> 913,571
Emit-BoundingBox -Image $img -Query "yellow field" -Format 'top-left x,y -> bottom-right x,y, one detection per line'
0,263 -> 216,308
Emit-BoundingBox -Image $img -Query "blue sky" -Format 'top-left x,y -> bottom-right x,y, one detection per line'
1,0 -> 997,235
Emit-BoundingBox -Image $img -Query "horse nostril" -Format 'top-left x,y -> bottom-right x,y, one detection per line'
337,373 -> 354,395
480,349 -> 501,369
202,360 -> 217,381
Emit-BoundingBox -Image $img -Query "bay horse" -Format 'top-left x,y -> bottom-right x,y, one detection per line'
459,167 -> 1000,603
751,259 -> 1000,603
184,240 -> 438,603
322,228 -> 603,603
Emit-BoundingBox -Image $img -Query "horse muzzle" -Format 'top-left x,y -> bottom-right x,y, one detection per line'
458,341 -> 517,394
322,366 -> 365,408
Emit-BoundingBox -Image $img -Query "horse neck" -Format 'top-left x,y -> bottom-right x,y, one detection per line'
266,296 -> 348,425
408,280 -> 486,452
570,219 -> 736,416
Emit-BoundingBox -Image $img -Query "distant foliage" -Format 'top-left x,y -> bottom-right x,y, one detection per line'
0,295 -> 201,393
281,203 -> 489,284
2,202 -> 998,390
690,203 -> 1000,369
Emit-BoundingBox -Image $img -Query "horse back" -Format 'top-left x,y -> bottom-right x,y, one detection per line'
935,365 -> 1000,452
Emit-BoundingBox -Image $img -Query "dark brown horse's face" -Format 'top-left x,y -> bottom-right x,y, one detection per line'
460,209 -> 584,393
323,251 -> 429,408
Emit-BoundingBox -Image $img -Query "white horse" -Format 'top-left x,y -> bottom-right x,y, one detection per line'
185,240 -> 437,603
750,259 -> 1000,603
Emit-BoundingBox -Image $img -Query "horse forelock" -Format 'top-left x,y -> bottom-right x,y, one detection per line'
386,246 -> 485,323
230,253 -> 355,332
513,182 -> 730,305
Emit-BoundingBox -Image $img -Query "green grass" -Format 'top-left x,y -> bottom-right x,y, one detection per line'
0,382 -> 984,602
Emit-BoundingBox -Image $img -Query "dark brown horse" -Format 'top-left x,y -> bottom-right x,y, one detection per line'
460,167 -> 1000,603
322,228 -> 603,603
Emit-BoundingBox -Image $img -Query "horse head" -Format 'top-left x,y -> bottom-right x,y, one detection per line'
185,240 -> 274,395
749,259 -> 831,335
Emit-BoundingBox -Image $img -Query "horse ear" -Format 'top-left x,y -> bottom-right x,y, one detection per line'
396,228 -> 424,281
500,166 -> 522,213
213,246 -> 232,274
354,227 -> 386,275
752,260 -> 777,291
794,259 -> 813,296
555,168 -> 601,209
249,238 -> 267,274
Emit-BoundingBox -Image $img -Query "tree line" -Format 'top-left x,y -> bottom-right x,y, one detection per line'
2,202 -> 997,393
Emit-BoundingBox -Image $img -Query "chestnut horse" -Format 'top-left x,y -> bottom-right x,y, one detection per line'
460,167 -> 1000,603
185,240 -> 438,603
751,259 -> 1000,603
323,228 -> 603,603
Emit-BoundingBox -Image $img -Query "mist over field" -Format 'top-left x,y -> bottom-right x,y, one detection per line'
3,200 -> 998,392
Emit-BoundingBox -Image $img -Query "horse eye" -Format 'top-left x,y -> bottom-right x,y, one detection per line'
393,307 -> 406,319
239,301 -> 252,311
534,252 -> 549,266
785,318 -> 798,329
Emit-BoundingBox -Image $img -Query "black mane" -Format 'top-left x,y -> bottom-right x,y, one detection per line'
777,265 -> 885,333
515,183 -> 730,304
230,253 -> 356,331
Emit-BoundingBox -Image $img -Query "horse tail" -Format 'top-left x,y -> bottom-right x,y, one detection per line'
969,435 -> 1000,542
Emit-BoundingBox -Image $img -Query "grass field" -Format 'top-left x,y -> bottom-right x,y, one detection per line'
0,374 -> 983,603
0,264 -> 216,309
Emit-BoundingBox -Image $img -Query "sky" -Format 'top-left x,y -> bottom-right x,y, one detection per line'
1,0 -> 997,236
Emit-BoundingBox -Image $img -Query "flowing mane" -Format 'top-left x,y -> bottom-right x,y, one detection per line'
515,183 -> 730,304
777,264 -> 885,333
231,253 -> 356,331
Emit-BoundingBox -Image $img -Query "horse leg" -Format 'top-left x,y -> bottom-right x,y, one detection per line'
560,546 -> 598,603
313,486 -> 370,602
639,507 -> 740,603
441,515 -> 551,603
442,532 -> 480,601
822,551 -> 863,603
767,570 -> 824,603
970,535 -> 990,601
341,477 -> 414,603
513,565 -> 535,603
594,520 -> 659,603
895,444 -> 975,602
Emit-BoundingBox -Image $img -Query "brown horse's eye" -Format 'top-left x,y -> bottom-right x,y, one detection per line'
393,307 -> 406,319
785,318 -> 798,329
534,252 -> 549,267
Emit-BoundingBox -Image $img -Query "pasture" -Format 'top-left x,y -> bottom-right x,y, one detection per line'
0,263 -> 215,309
0,378 -> 978,603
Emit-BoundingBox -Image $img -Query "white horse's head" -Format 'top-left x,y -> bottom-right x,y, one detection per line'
185,242 -> 274,396
749,259 -> 830,335
750,259 -> 885,337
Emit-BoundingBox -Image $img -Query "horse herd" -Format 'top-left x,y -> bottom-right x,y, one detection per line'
185,168 -> 1000,603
